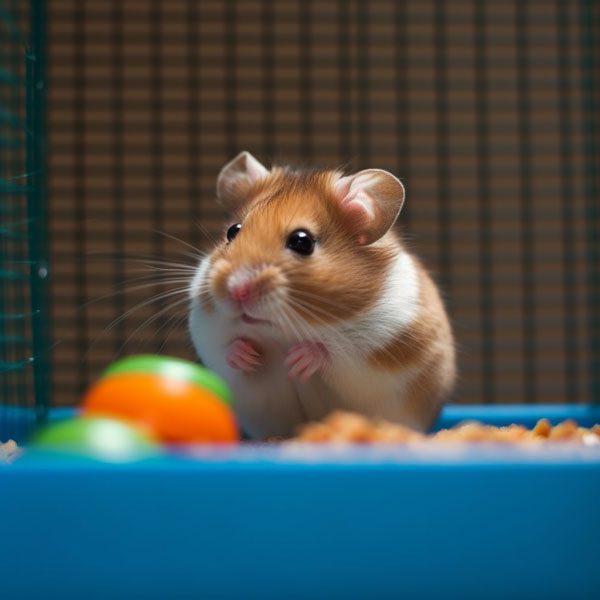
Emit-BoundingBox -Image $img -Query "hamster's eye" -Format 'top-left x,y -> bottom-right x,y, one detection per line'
286,229 -> 315,256
226,223 -> 242,242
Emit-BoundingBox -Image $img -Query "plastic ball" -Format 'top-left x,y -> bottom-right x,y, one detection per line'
102,355 -> 232,405
82,358 -> 239,444
30,417 -> 160,462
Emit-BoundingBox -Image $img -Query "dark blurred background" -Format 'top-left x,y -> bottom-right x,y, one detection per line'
39,0 -> 599,406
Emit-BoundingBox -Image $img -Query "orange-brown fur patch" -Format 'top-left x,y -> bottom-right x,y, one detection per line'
210,257 -> 233,302
400,351 -> 454,428
208,167 -> 398,326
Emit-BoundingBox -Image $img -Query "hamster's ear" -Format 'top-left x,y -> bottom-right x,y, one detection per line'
333,169 -> 405,245
216,151 -> 269,211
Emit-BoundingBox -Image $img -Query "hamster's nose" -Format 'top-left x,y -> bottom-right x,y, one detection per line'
229,281 -> 253,304
227,270 -> 257,308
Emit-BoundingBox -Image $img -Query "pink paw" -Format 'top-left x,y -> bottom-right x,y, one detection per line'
285,341 -> 329,383
226,337 -> 262,372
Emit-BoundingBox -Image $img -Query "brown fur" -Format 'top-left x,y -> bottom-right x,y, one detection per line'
397,345 -> 456,429
196,156 -> 456,433
209,167 -> 396,326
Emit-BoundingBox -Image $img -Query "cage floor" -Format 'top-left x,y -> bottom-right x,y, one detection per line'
1,404 -> 599,600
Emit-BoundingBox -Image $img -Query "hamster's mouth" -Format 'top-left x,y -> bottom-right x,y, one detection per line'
240,312 -> 271,325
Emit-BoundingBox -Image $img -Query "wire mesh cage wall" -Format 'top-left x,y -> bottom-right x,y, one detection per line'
44,0 -> 599,408
0,0 -> 49,435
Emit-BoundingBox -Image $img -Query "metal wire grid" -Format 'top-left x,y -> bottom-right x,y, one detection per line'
0,0 -> 49,434
43,0 -> 598,407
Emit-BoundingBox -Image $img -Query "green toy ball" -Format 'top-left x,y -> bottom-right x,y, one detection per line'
102,355 -> 232,405
30,417 -> 160,462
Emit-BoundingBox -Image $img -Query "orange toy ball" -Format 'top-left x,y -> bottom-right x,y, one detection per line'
82,372 -> 238,444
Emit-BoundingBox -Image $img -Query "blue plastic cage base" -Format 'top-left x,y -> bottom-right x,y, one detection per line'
1,404 -> 599,600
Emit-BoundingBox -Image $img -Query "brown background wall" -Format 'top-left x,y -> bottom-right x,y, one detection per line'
46,0 -> 597,406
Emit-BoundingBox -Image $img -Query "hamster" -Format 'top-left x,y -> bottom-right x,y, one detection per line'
188,151 -> 456,439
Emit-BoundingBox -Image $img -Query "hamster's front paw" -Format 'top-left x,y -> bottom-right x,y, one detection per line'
285,341 -> 330,383
226,337 -> 263,372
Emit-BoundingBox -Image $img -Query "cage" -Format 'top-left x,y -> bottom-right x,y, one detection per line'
1,1 -> 599,599
0,0 -> 597,419
0,0 -> 49,439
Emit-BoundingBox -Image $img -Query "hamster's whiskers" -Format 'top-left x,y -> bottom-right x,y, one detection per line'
288,287 -> 356,318
283,296 -> 354,361
79,244 -> 207,366
152,228 -> 210,262
84,283 -> 192,362
113,295 -> 192,358
80,274 -> 191,310
274,302 -> 306,342
288,290 -> 348,322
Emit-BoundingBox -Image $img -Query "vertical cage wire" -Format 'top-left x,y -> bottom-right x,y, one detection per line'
27,0 -> 50,422
0,0 -> 49,439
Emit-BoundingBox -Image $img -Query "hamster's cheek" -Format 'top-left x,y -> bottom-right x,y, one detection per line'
187,259 -> 214,312
208,258 -> 234,303
286,266 -> 363,326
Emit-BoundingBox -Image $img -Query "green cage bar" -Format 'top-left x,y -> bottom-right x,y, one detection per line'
26,0 -> 50,422
0,0 -> 49,435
